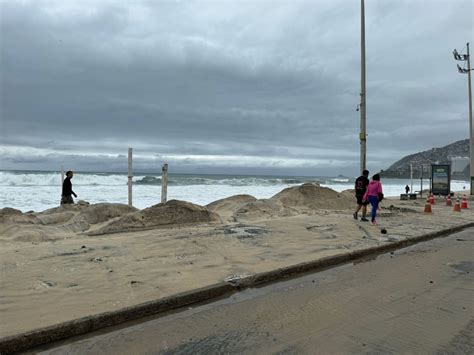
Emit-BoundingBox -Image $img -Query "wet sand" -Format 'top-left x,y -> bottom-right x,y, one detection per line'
34,228 -> 474,354
1,185 -> 473,338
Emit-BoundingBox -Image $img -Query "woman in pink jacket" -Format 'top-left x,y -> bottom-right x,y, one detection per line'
363,173 -> 383,225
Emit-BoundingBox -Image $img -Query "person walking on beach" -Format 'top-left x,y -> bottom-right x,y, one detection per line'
61,171 -> 77,205
363,173 -> 383,226
405,185 -> 410,194
354,169 -> 370,221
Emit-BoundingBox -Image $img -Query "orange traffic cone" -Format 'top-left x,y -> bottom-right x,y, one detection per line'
424,197 -> 432,213
453,197 -> 461,212
461,194 -> 469,209
429,193 -> 435,205
446,195 -> 452,206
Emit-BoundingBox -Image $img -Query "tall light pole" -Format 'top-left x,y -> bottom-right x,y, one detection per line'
359,0 -> 367,174
453,43 -> 473,195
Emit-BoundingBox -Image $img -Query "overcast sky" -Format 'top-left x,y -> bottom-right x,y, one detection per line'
0,0 -> 472,176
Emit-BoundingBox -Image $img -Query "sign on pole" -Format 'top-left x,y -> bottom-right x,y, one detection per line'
431,164 -> 451,196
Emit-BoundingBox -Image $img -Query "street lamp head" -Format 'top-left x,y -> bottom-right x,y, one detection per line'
457,64 -> 469,74
453,49 -> 460,60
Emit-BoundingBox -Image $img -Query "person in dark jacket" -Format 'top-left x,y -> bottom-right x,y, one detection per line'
353,169 -> 369,221
61,171 -> 77,205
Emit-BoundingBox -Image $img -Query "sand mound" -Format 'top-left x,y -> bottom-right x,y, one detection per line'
271,183 -> 353,211
35,203 -> 136,226
0,208 -> 41,225
73,203 -> 138,225
340,189 -> 356,200
0,212 -> 90,242
0,207 -> 23,218
36,212 -> 76,225
206,194 -> 257,221
233,199 -> 295,221
39,204 -> 86,215
89,200 -> 221,235
2,225 -> 76,242
0,208 -> 63,241
0,203 -> 138,241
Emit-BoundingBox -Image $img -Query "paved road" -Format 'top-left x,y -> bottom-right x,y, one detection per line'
36,228 -> 474,354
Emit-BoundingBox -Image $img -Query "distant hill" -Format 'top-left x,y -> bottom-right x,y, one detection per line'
380,139 -> 469,179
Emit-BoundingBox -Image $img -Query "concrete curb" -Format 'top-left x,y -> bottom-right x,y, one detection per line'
1,222 -> 473,354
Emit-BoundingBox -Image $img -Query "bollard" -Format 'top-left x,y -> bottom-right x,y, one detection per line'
453,197 -> 461,212
424,197 -> 432,213
446,195 -> 452,206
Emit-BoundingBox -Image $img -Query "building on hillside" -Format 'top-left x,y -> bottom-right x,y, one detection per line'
451,157 -> 469,173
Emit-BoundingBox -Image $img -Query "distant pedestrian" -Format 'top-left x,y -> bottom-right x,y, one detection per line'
353,169 -> 370,221
363,173 -> 383,226
405,185 -> 410,194
61,171 -> 77,205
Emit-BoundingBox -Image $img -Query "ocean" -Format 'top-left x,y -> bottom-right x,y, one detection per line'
0,170 -> 470,213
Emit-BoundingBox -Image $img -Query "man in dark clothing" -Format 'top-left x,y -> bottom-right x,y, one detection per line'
353,169 -> 369,221
61,171 -> 77,205
405,185 -> 410,194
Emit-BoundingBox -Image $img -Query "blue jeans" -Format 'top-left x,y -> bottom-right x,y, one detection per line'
368,195 -> 379,222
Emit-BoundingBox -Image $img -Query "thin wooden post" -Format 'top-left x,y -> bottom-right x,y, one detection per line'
161,163 -> 168,204
128,148 -> 133,206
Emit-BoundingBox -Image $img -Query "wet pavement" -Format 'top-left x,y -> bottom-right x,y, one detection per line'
32,228 -> 474,354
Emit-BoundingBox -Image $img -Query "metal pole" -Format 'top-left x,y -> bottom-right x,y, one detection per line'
420,168 -> 423,199
161,163 -> 168,204
128,148 -> 133,206
410,163 -> 413,193
359,0 -> 367,174
467,43 -> 473,195
61,164 -> 64,184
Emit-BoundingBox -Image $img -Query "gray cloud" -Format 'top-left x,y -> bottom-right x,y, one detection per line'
1,0 -> 472,176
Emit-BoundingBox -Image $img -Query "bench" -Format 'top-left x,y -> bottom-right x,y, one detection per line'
400,193 -> 417,200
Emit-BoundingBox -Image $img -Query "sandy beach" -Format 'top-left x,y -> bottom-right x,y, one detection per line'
1,183 -> 473,338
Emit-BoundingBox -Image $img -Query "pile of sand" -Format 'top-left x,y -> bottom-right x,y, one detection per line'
233,199 -> 296,221
89,200 -> 221,235
0,224 -> 73,243
0,207 -> 41,225
0,185 -> 355,240
207,184 -> 355,222
0,203 -> 138,242
72,203 -> 138,225
270,183 -> 353,211
35,203 -> 137,226
206,194 -> 257,222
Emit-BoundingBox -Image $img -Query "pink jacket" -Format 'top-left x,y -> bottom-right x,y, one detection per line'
363,180 -> 383,200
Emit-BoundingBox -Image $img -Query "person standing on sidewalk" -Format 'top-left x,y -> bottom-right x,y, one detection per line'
363,173 -> 383,226
354,169 -> 370,221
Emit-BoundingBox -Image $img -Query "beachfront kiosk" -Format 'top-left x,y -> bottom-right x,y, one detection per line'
431,164 -> 451,196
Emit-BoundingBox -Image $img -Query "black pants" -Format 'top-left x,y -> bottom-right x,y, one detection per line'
61,195 -> 74,205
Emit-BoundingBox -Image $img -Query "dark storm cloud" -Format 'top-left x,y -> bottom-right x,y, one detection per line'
0,0 -> 472,175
